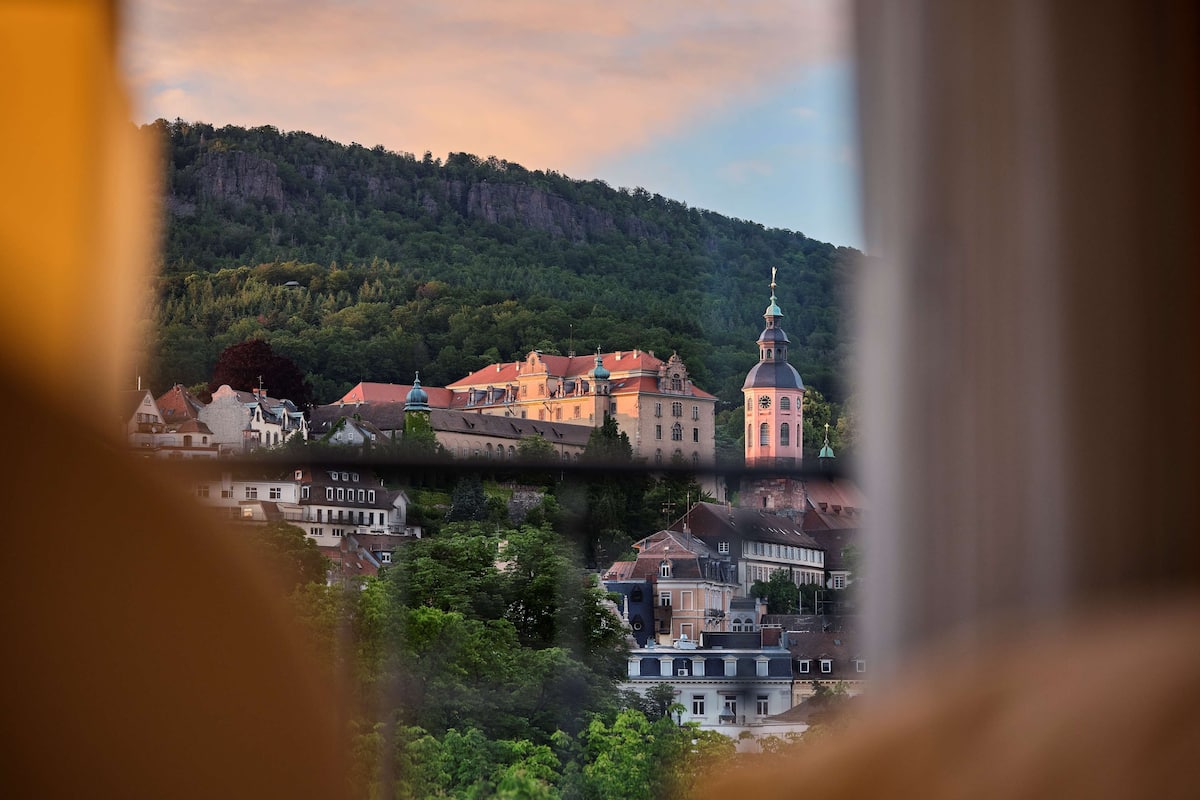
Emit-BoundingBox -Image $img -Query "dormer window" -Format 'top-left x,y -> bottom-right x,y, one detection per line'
798,659 -> 811,674
820,658 -> 833,674
718,541 -> 729,554
855,659 -> 867,673
326,487 -> 333,501
660,561 -> 671,578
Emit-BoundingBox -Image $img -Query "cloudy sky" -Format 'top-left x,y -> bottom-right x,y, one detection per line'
123,1 -> 861,248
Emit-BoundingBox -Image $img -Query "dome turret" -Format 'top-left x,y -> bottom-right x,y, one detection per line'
404,372 -> 430,412
592,352 -> 610,381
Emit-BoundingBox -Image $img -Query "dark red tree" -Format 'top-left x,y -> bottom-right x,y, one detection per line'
209,339 -> 312,408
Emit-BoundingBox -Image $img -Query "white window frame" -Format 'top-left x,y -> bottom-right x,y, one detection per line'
660,592 -> 671,607
820,659 -> 833,674
798,659 -> 811,674
692,695 -> 705,716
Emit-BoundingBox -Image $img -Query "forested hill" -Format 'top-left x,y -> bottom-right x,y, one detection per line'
146,119 -> 858,408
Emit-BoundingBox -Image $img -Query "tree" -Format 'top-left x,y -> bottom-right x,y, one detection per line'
517,434 -> 558,463
249,520 -> 328,591
208,337 -> 312,407
750,569 -> 800,614
639,683 -> 678,722
446,475 -> 490,522
580,416 -> 648,568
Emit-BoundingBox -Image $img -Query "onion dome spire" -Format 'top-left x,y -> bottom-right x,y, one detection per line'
404,372 -> 430,412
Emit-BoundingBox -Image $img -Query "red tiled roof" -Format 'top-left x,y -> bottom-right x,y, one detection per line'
804,478 -> 865,511
337,382 -> 454,408
156,383 -> 205,422
449,350 -> 668,388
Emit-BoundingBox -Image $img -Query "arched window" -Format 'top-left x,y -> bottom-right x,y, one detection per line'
780,423 -> 790,446
660,561 -> 671,578
671,373 -> 682,391
508,446 -> 516,458
780,396 -> 791,411
672,423 -> 683,441
655,449 -> 663,464
486,443 -> 493,458
760,423 -> 770,445
183,435 -> 192,447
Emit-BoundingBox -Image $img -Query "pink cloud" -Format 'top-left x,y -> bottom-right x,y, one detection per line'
123,0 -> 849,173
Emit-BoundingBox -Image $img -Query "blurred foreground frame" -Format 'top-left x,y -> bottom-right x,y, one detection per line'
0,2 -> 346,797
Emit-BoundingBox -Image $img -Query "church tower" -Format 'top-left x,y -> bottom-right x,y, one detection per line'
743,268 -> 806,469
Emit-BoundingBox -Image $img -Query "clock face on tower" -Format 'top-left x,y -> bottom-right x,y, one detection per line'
759,395 -> 771,409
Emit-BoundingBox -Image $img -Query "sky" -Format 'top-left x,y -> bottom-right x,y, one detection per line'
122,0 -> 861,249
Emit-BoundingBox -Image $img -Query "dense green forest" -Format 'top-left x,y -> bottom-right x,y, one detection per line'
143,120 -> 858,418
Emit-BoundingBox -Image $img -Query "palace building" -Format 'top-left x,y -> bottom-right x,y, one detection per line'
335,349 -> 718,468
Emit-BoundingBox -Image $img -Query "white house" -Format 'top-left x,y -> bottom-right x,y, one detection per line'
193,467 -> 418,548
623,630 -> 795,735
199,385 -> 308,455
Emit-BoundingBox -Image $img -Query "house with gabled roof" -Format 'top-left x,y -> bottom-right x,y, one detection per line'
155,383 -> 205,426
199,384 -> 308,454
604,528 -> 739,645
120,389 -> 166,450
668,502 -> 826,596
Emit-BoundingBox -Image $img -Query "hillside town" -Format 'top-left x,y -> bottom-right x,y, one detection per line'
125,276 -> 863,748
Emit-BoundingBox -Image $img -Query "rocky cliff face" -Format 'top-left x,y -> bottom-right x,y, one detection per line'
194,151 -> 286,208
174,147 -> 666,243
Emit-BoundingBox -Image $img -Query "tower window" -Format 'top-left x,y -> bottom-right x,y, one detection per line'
780,397 -> 791,411
780,422 -> 790,447
760,423 -> 770,445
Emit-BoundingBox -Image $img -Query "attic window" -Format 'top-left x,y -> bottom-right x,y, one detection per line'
660,561 -> 671,578
855,659 -> 867,673
798,659 -> 811,674
820,659 -> 833,674
295,470 -> 303,480
718,542 -> 729,554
